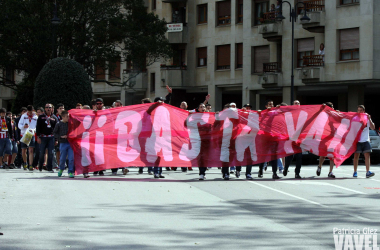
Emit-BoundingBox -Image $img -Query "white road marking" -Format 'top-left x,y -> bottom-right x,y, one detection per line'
247,181 -> 371,221
278,181 -> 366,195
247,181 -> 329,208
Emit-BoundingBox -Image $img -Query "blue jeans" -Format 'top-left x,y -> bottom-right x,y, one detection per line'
153,167 -> 162,175
0,138 -> 12,156
278,159 -> 284,171
59,142 -> 74,174
39,137 -> 54,171
11,140 -> 18,154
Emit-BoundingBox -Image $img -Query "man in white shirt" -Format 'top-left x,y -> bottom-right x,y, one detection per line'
353,105 -> 375,178
18,105 -> 38,171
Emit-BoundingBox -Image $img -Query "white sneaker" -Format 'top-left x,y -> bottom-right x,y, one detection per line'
246,174 -> 253,180
199,174 -> 205,180
279,170 -> 283,174
224,174 -> 230,180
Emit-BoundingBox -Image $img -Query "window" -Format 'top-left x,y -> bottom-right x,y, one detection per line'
340,0 -> 359,5
197,47 -> 207,67
152,0 -> 156,10
237,0 -> 243,23
95,61 -> 105,80
253,45 -> 270,73
297,38 -> 315,67
150,73 -> 155,92
109,58 -> 121,80
216,45 -> 231,70
254,0 -> 269,26
5,67 -> 14,84
340,28 -> 359,61
217,0 -> 231,26
198,4 -> 208,24
236,43 -> 243,69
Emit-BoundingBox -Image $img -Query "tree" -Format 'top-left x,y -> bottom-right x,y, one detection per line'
34,57 -> 92,110
0,0 -> 172,108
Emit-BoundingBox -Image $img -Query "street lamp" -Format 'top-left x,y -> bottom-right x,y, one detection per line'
276,1 -> 310,104
51,1 -> 61,58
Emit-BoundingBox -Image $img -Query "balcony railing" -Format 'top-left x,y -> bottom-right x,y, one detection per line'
302,55 -> 324,67
160,64 -> 187,70
298,0 -> 325,14
263,62 -> 282,73
259,11 -> 277,23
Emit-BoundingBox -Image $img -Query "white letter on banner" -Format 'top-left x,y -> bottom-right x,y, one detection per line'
236,112 -> 259,162
301,112 -> 329,155
95,115 -> 107,165
217,109 -> 239,162
115,111 -> 142,162
81,115 -> 93,166
146,106 -> 173,163
326,119 -> 350,158
179,113 -> 209,161
284,111 -> 308,154
339,121 -> 362,156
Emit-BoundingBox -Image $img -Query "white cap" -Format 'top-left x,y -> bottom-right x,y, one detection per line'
230,102 -> 237,107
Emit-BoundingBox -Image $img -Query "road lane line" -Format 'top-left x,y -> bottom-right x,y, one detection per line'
247,181 -> 329,208
278,181 -> 366,195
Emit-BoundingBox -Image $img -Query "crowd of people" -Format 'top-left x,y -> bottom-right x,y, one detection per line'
0,85 -> 376,180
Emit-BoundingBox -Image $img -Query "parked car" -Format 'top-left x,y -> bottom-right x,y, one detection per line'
369,130 -> 380,164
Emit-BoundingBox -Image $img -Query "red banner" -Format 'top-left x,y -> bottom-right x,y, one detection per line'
68,104 -> 367,174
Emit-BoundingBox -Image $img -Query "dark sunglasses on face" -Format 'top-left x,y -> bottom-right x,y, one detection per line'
96,103 -> 103,105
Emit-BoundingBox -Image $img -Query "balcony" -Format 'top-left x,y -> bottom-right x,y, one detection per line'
167,23 -> 188,43
259,62 -> 282,88
123,69 -> 148,91
160,65 -> 188,87
298,0 -> 325,33
258,14 -> 282,42
297,55 -> 325,83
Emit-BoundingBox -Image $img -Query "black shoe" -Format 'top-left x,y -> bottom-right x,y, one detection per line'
138,170 -> 143,174
258,170 -> 263,178
159,175 -> 165,178
165,167 -> 171,171
9,164 -> 15,169
283,168 -> 288,176
295,174 -> 302,179
99,171 -> 104,176
272,174 -> 280,179
181,169 -> 187,173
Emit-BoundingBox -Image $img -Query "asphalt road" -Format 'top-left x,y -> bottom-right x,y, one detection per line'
0,164 -> 379,250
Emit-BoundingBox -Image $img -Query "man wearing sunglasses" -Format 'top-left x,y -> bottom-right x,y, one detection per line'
36,103 -> 58,173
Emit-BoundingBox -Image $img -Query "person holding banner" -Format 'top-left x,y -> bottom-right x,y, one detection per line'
258,100 -> 280,179
196,103 -> 210,180
353,105 -> 375,178
7,111 -> 19,169
0,108 -> 13,169
18,105 -> 38,171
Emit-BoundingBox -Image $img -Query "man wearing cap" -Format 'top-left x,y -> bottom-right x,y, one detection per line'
243,104 -> 252,110
114,100 -> 123,108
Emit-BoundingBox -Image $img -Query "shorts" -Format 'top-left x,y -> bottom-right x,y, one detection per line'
20,135 -> 35,149
355,141 -> 372,153
11,140 -> 18,154
0,138 -> 12,156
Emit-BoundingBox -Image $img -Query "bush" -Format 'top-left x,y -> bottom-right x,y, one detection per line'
34,57 -> 92,111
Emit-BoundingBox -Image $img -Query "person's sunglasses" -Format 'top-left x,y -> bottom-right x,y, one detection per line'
96,103 -> 103,105
45,107 -> 52,109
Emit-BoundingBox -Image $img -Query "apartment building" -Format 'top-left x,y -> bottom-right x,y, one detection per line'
139,0 -> 380,122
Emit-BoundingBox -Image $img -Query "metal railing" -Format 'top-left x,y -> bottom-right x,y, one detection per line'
263,62 -> 282,72
302,55 -> 324,67
160,65 -> 187,70
298,0 -> 325,14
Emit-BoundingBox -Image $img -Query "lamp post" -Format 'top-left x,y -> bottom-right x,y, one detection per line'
51,1 -> 61,58
276,1 -> 310,104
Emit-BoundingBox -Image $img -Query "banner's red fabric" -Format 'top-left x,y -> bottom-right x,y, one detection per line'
68,104 -> 368,174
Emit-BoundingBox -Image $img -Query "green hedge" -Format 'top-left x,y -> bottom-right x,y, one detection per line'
34,57 -> 92,110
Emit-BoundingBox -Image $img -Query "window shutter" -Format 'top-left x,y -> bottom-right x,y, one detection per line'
340,28 -> 359,50
298,38 -> 315,52
110,58 -> 121,79
95,61 -> 105,80
237,43 -> 243,67
217,45 -> 231,68
254,46 -> 270,73
218,0 -> 231,17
